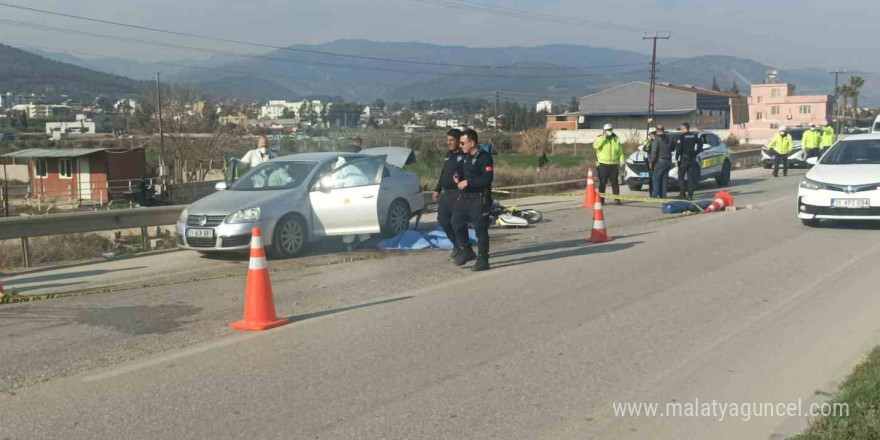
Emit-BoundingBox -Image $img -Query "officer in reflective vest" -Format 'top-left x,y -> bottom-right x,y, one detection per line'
768,127 -> 794,177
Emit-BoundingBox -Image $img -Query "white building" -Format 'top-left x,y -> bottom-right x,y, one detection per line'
45,119 -> 97,135
114,99 -> 139,114
537,100 -> 553,113
404,124 -> 427,133
435,118 -> 460,128
260,100 -> 309,120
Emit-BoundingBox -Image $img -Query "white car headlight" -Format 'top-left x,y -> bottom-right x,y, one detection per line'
800,178 -> 826,191
226,207 -> 261,224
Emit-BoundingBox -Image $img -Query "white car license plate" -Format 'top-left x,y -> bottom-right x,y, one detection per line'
187,228 -> 215,238
831,199 -> 870,209
639,172 -> 649,178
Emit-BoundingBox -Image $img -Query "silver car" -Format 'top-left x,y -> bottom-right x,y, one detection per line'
176,148 -> 425,257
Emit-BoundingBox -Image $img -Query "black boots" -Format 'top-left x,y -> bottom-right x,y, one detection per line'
453,248 -> 476,266
471,257 -> 490,272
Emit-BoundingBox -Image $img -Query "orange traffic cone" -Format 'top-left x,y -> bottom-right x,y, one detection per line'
580,168 -> 597,208
587,198 -> 613,243
230,227 -> 290,331
704,190 -> 734,213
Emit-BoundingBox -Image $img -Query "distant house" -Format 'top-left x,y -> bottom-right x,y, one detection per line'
545,112 -> 585,131
731,82 -> 831,141
1,148 -> 146,203
404,124 -> 427,133
537,100 -> 553,113
578,82 -> 737,130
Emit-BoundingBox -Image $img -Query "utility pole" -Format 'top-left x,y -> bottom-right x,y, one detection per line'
643,32 -> 670,132
494,90 -> 499,133
829,69 -> 847,134
155,72 -> 167,188
3,158 -> 9,217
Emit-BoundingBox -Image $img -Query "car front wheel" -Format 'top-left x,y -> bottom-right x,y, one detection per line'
270,214 -> 307,258
381,200 -> 411,238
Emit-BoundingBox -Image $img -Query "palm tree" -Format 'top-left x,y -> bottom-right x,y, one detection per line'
848,76 -> 865,119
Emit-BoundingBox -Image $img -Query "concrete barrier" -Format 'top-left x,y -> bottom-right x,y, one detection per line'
730,150 -> 762,169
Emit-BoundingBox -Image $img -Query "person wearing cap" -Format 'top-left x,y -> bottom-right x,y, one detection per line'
673,122 -> 702,200
802,124 -> 822,160
643,127 -> 657,196
767,127 -> 794,177
820,121 -> 835,151
593,123 -> 626,205
649,124 -> 672,198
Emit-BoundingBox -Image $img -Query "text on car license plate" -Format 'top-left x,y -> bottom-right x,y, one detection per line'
187,228 -> 215,238
831,199 -> 870,209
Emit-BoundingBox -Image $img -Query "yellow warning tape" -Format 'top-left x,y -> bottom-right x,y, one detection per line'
496,189 -> 706,212
0,253 -> 388,305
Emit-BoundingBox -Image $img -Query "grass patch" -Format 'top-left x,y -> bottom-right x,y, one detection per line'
790,346 -> 880,439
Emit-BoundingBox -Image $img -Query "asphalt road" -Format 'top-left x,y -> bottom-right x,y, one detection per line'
2,167 -> 880,440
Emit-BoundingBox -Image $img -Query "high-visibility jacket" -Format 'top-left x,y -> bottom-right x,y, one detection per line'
802,129 -> 821,149
768,133 -> 794,154
820,126 -> 835,148
594,134 -> 626,165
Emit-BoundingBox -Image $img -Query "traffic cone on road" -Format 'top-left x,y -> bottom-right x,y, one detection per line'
704,191 -> 734,213
580,168 -> 597,208
587,199 -> 613,243
230,227 -> 290,331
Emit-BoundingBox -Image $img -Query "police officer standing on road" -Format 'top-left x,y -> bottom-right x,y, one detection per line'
452,129 -> 494,272
649,125 -> 673,199
674,122 -> 702,200
768,127 -> 793,177
820,121 -> 836,152
802,124 -> 821,160
593,123 -> 626,205
433,129 -> 465,259
643,127 -> 657,196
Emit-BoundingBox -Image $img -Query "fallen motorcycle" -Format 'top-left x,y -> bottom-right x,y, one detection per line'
489,202 -> 543,227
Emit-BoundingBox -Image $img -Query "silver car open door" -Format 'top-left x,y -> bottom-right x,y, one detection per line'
309,156 -> 386,236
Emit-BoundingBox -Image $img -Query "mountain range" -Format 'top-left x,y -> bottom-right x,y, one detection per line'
8,40 -> 880,106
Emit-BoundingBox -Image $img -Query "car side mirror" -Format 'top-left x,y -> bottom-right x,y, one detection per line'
214,181 -> 228,191
806,157 -> 819,165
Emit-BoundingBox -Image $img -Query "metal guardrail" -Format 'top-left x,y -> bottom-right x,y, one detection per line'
0,205 -> 185,267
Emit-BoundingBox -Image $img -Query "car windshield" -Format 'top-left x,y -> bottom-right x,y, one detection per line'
229,161 -> 315,191
820,140 -> 880,165
786,129 -> 806,141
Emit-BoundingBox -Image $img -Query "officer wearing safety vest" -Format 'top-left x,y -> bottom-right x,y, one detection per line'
768,127 -> 794,177
593,123 -> 626,205
802,124 -> 822,160
452,128 -> 494,272
820,122 -> 836,151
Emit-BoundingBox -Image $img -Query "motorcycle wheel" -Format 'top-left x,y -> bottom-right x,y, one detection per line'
519,209 -> 543,224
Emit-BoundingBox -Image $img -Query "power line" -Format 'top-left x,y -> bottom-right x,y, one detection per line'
0,1 -> 634,71
0,19 -> 648,79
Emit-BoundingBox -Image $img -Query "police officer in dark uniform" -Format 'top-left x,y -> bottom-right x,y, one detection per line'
674,122 -> 703,200
452,129 -> 494,271
432,129 -> 465,258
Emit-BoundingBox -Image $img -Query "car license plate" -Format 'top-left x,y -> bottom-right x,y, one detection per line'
186,228 -> 215,238
831,199 -> 870,209
639,172 -> 649,178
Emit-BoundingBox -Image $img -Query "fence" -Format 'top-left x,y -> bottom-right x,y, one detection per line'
1,178 -> 157,216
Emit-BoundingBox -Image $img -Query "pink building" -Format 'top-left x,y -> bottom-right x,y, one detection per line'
731,83 -> 831,142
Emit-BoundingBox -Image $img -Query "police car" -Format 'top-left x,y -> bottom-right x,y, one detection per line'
761,127 -> 810,169
623,130 -> 732,191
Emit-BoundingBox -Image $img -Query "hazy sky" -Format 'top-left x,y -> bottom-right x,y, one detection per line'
1,0 -> 876,71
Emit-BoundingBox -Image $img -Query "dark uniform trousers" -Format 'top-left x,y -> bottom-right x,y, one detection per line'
596,163 -> 620,202
678,159 -> 699,198
453,193 -> 490,258
437,189 -> 460,248
772,150 -> 789,176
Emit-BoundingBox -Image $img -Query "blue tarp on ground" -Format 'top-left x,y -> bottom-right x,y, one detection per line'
379,227 -> 477,250
661,200 -> 714,214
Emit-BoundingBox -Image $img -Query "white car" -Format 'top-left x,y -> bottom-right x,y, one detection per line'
797,134 -> 880,226
624,130 -> 731,191
176,148 -> 425,257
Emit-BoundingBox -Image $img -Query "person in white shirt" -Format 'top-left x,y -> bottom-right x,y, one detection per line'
239,136 -> 276,168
